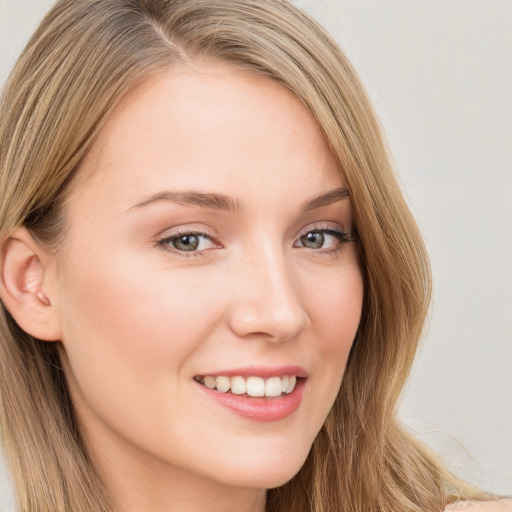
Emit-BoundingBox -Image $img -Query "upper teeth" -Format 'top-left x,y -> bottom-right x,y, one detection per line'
198,375 -> 297,397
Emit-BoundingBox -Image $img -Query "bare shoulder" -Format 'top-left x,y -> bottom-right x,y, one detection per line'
446,500 -> 512,512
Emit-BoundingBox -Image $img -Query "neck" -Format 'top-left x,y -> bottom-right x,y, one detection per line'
110,472 -> 267,512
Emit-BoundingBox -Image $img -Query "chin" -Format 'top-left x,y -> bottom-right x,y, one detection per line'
213,442 -> 312,490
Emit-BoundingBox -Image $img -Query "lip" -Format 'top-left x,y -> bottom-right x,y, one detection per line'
196,377 -> 306,422
194,366 -> 308,422
196,365 -> 309,379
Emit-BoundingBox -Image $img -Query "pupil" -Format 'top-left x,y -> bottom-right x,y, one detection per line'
174,234 -> 199,251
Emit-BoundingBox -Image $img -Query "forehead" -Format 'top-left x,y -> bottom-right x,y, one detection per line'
67,63 -> 343,213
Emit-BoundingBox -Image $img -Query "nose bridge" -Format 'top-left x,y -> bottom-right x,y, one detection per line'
228,241 -> 310,341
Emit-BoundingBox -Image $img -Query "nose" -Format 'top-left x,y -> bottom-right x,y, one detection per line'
227,250 -> 311,343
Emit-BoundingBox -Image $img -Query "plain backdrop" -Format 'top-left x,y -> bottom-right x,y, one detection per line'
0,0 -> 511,508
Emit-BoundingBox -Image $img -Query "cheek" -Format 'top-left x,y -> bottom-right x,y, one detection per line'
56,249 -> 224,421
307,259 -> 363,352
302,260 -> 363,410
60,247 -> 220,348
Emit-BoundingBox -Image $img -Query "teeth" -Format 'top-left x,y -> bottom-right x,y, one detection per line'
231,376 -> 247,395
281,375 -> 289,393
246,376 -> 265,397
265,377 -> 282,397
286,375 -> 296,394
198,374 -> 298,397
216,376 -> 231,393
204,376 -> 217,389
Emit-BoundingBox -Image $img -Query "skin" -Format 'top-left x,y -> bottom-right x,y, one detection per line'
48,64 -> 364,512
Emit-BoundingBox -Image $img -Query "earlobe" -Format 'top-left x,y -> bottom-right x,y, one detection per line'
0,228 -> 62,341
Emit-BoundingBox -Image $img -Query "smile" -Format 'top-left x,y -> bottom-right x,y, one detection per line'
194,375 -> 298,397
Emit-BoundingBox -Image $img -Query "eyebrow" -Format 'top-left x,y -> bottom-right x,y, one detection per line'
300,187 -> 350,212
128,191 -> 242,213
128,186 -> 349,213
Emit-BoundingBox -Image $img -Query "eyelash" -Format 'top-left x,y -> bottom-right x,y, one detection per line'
157,228 -> 219,259
157,225 -> 354,258
295,225 -> 353,256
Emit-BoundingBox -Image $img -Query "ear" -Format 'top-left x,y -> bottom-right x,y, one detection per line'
0,228 -> 62,341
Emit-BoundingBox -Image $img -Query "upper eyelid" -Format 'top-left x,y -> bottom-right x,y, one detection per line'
295,226 -> 351,243
157,222 -> 347,238
297,222 -> 349,236
158,232 -> 219,248
157,225 -> 218,241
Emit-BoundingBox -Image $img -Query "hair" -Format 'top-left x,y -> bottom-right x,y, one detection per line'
0,1 -> 489,511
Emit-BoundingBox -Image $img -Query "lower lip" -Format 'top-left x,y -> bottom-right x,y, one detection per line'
197,379 -> 305,422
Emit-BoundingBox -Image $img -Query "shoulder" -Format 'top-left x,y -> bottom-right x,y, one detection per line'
446,500 -> 512,512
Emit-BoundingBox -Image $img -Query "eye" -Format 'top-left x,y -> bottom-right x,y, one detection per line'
294,228 -> 351,251
299,231 -> 327,249
159,232 -> 216,252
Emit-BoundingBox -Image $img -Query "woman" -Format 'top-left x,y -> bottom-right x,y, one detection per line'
0,1 -> 507,511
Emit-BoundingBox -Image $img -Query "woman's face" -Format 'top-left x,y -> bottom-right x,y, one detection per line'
54,64 -> 363,494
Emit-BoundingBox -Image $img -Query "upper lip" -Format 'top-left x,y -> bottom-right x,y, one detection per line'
195,365 -> 308,378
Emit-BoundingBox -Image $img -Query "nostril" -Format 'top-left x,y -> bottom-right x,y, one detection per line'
228,302 -> 310,342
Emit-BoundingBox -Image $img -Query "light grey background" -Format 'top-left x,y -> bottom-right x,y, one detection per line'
1,0 -> 511,507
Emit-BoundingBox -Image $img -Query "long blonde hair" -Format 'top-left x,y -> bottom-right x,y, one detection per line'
0,1 -> 485,511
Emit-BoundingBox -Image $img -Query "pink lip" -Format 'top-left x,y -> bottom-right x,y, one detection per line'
197,365 -> 308,379
196,377 -> 306,422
